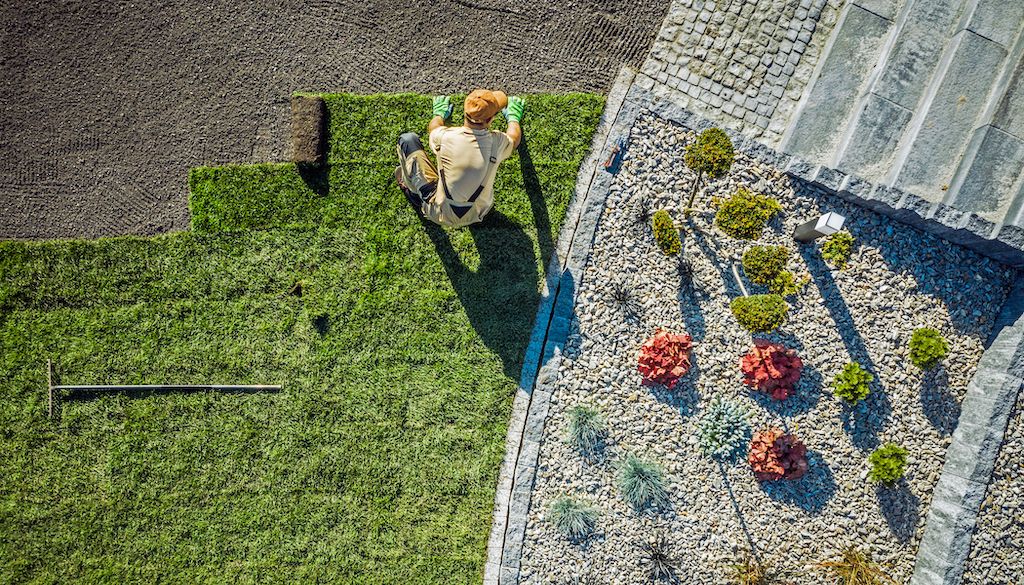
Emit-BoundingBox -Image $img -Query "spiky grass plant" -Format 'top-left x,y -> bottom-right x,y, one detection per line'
609,280 -> 642,321
567,405 -> 606,455
697,396 -> 751,461
815,547 -> 897,585
637,534 -> 681,582
727,554 -> 789,585
617,454 -> 669,510
548,496 -> 599,541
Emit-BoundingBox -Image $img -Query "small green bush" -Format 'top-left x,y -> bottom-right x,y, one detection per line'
652,209 -> 681,255
767,270 -> 801,297
715,188 -> 782,239
697,396 -> 751,461
617,454 -> 669,510
730,294 -> 788,333
821,231 -> 854,269
909,328 -> 949,370
548,497 -> 599,540
684,128 -> 736,211
833,362 -> 873,404
742,245 -> 789,284
868,444 -> 908,485
567,405 -> 606,454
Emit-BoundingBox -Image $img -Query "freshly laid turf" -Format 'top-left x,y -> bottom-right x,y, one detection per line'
0,93 -> 604,583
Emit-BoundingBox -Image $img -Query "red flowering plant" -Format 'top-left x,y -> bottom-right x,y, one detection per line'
740,340 -> 803,400
748,428 -> 808,481
637,329 -> 694,390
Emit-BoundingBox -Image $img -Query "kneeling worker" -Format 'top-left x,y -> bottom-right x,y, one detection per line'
396,90 -> 525,227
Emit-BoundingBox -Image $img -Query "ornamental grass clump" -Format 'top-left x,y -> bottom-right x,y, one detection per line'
868,443 -> 908,485
731,294 -> 788,333
684,127 -> 735,211
815,547 -> 897,585
909,327 -> 949,370
567,405 -> 606,455
715,188 -> 781,239
821,231 -> 855,269
638,329 -> 694,389
748,428 -> 808,481
697,396 -> 751,461
833,361 -> 873,404
728,554 -> 789,585
637,534 -> 681,582
548,496 -> 599,540
652,209 -> 682,255
740,340 -> 803,400
617,454 -> 669,510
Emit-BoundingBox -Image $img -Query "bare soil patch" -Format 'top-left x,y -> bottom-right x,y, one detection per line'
0,0 -> 667,239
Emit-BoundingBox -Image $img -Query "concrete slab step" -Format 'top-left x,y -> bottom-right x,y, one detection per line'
832,0 -> 967,182
893,30 -> 1009,197
779,4 -> 894,164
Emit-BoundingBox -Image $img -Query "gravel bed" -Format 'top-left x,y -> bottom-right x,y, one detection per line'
962,390 -> 1024,585
518,114 -> 1014,584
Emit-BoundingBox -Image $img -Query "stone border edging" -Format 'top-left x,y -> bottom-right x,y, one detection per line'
484,65 -> 640,585
909,275 -> 1024,585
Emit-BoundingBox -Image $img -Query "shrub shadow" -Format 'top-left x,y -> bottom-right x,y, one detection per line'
919,364 -> 960,436
759,449 -> 836,514
876,480 -> 921,542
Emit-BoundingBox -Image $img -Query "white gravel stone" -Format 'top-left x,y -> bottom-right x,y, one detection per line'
519,115 -> 1015,584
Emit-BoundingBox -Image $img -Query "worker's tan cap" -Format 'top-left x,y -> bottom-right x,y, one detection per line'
465,89 -> 508,123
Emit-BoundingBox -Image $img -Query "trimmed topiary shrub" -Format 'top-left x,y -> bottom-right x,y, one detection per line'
548,496 -> 599,540
821,231 -> 855,269
742,245 -> 789,284
617,453 -> 669,510
868,443 -> 908,485
741,340 -> 803,400
684,127 -> 735,211
697,396 -> 751,461
768,270 -> 802,297
909,328 -> 949,370
567,405 -> 606,455
652,209 -> 681,255
715,188 -> 782,239
833,361 -> 873,404
731,294 -> 788,333
638,329 -> 694,389
748,428 -> 808,481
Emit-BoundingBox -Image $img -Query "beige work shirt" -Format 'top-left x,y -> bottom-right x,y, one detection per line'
425,126 -> 515,227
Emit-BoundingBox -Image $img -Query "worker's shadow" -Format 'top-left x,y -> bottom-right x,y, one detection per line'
421,140 -> 553,380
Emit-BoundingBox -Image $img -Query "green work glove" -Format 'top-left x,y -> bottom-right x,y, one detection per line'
502,96 -> 526,123
432,96 -> 453,121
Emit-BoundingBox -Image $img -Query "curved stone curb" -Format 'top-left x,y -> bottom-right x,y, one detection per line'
484,65 -> 641,585
909,275 -> 1024,585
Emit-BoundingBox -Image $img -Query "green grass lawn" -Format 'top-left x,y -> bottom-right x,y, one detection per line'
0,93 -> 603,584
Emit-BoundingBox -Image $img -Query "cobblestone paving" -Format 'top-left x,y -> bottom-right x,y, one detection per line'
638,0 -> 843,143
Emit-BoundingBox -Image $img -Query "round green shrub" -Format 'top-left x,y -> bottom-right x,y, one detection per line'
833,361 -> 873,404
868,443 -> 908,485
741,245 -> 789,284
715,188 -> 782,240
909,327 -> 949,369
617,454 -> 669,510
767,270 -> 801,297
696,396 -> 750,461
548,496 -> 599,540
821,231 -> 854,269
684,127 -> 735,181
652,209 -> 681,255
730,294 -> 788,333
567,405 -> 606,454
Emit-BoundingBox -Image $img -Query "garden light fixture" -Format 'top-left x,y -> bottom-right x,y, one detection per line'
793,212 -> 845,242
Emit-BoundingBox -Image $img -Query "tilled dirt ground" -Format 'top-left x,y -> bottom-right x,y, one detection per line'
0,0 -> 669,239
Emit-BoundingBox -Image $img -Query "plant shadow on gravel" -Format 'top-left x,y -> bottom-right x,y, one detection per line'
876,480 -> 921,543
919,364 -> 960,436
799,244 -> 892,450
759,450 -> 837,514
